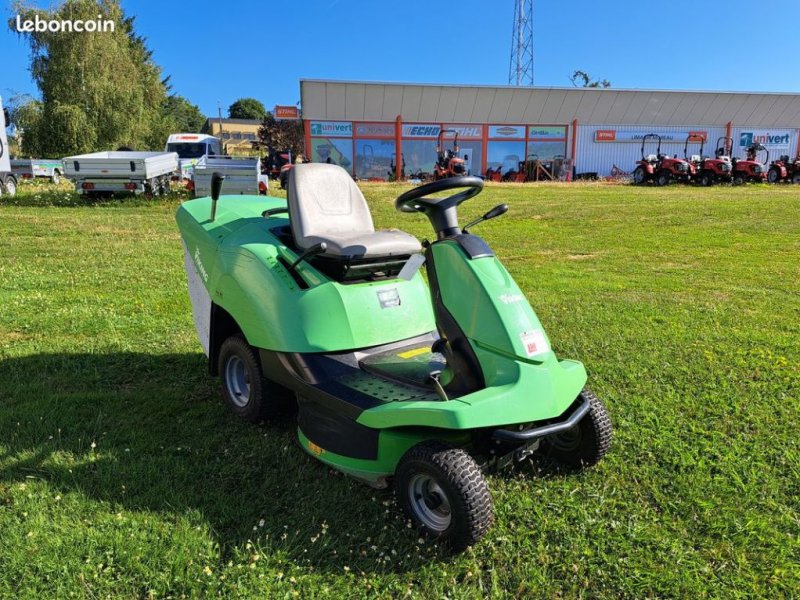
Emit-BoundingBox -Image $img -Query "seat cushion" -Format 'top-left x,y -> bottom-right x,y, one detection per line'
303,229 -> 421,258
288,163 -> 421,258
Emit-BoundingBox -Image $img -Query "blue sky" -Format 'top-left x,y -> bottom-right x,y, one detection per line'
3,0 -> 800,117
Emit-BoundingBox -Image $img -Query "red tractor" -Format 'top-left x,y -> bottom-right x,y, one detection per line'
731,143 -> 768,185
433,129 -> 466,180
767,154 -> 800,184
632,134 -> 694,186
685,135 -> 733,186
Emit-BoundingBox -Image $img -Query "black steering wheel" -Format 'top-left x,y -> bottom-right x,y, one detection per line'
395,176 -> 484,238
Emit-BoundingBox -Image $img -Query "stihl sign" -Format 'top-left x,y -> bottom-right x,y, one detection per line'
274,105 -> 299,120
595,129 -> 708,143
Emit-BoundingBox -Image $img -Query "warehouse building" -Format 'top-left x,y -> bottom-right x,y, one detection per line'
299,79 -> 800,180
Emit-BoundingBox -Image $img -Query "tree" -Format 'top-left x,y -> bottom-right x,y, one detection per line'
10,0 -> 172,154
163,95 -> 206,133
229,98 -> 268,120
570,70 -> 611,88
257,114 -> 304,158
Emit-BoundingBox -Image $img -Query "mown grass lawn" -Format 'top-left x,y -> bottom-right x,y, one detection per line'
1,178 -> 798,598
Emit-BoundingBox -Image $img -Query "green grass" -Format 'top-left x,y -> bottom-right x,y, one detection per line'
1,177 -> 798,598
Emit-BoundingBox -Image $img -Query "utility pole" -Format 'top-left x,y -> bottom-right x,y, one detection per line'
217,100 -> 225,154
508,0 -> 534,86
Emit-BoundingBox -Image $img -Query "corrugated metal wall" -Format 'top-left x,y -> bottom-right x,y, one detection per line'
576,124 -> 728,177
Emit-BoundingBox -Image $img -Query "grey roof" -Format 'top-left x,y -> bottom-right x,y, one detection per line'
300,80 -> 800,127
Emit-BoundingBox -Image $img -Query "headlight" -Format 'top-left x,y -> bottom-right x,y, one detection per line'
720,163 -> 730,172
677,163 -> 687,171
753,166 -> 762,174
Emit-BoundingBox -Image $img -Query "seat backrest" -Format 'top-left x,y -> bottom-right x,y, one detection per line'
287,163 -> 374,250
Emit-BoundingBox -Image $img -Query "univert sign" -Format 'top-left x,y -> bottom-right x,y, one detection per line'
738,130 -> 792,149
310,121 -> 353,137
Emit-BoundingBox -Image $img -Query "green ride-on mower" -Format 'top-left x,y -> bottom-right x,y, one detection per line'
176,164 -> 612,552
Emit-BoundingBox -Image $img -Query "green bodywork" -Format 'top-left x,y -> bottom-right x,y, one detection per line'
176,194 -> 587,484
176,195 -> 436,351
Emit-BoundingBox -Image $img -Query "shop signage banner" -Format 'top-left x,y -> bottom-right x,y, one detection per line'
355,122 -> 395,137
402,124 -> 441,138
310,121 -> 352,137
443,125 -> 483,140
738,129 -> 792,149
489,125 -> 525,139
528,126 -> 566,139
595,129 -> 708,143
274,105 -> 299,120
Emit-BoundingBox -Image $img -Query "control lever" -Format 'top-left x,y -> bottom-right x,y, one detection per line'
288,242 -> 327,274
463,203 -> 508,233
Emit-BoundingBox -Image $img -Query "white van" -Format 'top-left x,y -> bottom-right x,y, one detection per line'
165,133 -> 222,180
0,96 -> 18,196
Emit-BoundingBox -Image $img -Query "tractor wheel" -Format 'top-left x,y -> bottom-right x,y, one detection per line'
218,335 -> 288,422
632,166 -> 646,185
544,389 -> 612,469
51,170 -> 61,185
395,441 -> 493,552
792,173 -> 800,184
767,168 -> 781,184
699,172 -> 714,187
655,171 -> 670,187
732,174 -> 745,186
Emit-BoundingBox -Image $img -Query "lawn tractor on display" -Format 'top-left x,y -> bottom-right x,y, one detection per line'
767,154 -> 800,184
731,143 -> 768,185
684,134 -> 732,186
176,165 -> 612,552
433,129 -> 467,180
632,133 -> 694,186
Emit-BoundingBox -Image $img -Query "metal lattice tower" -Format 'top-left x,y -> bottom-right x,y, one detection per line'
508,0 -> 534,86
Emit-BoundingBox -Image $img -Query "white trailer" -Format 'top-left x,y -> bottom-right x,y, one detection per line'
0,96 -> 17,197
11,158 -> 65,184
192,156 -> 268,198
62,151 -> 178,196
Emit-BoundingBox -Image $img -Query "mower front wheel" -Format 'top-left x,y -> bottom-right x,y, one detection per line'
218,335 -> 287,422
544,389 -> 612,469
395,442 -> 493,553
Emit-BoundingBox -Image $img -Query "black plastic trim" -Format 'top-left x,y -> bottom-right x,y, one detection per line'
297,397 -> 379,460
451,233 -> 494,259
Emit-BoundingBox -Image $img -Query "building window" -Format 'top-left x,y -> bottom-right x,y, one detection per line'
310,137 -> 354,173
355,139 -> 395,180
487,141 -> 526,175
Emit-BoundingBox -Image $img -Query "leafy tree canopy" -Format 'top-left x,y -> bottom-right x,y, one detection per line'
229,98 -> 268,120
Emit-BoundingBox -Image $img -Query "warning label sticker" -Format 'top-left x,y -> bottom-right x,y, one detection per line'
520,330 -> 550,357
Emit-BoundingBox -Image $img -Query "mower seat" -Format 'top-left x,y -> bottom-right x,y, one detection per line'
287,163 -> 421,259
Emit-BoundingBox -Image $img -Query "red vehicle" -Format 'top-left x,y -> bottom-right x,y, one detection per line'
767,154 -> 800,184
731,143 -> 768,185
433,129 -> 466,180
685,135 -> 733,186
632,134 -> 694,186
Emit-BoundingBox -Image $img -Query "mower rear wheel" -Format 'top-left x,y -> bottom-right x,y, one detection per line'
395,442 -> 493,552
544,389 -> 612,469
218,335 -> 285,422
